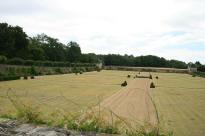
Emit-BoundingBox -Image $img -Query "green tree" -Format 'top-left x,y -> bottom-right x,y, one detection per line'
66,41 -> 81,62
0,23 -> 29,59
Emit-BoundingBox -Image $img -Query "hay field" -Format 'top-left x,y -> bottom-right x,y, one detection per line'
0,70 -> 137,115
101,77 -> 158,127
152,72 -> 205,136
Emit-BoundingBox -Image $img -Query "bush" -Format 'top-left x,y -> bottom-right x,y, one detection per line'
55,67 -> 64,74
72,67 -> 80,74
0,75 -> 21,81
7,58 -> 24,65
7,67 -> 16,75
21,67 -> 29,75
31,66 -> 39,76
121,81 -> 127,87
191,72 -> 205,78
150,82 -> 155,88
31,76 -> 35,79
0,56 -> 7,64
24,76 -> 28,80
45,69 -> 54,75
96,67 -> 101,72
43,61 -> 53,67
0,70 -> 5,76
149,74 -> 152,79
156,76 -> 159,79
80,71 -> 83,74
127,75 -> 131,78
24,60 -> 35,66
34,61 -> 43,66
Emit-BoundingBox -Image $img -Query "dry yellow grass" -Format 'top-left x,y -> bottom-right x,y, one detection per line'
0,70 -> 137,115
151,72 -> 205,136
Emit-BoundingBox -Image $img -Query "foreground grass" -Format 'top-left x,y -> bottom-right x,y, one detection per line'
0,90 -> 173,136
151,73 -> 205,136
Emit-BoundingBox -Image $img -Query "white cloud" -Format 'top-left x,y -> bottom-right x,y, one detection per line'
1,0 -> 205,63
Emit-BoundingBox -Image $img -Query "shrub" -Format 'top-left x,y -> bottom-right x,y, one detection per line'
0,75 -> 21,81
80,71 -> 83,74
0,55 -> 7,64
24,60 -> 35,66
45,69 -> 54,75
96,67 -> 101,72
34,61 -> 43,66
127,75 -> 131,78
43,61 -> 53,67
30,66 -> 39,76
7,67 -> 16,75
53,62 -> 66,67
55,67 -> 64,74
21,67 -> 29,75
156,76 -> 159,79
0,70 -> 5,76
31,76 -> 35,79
149,74 -> 152,79
79,67 -> 86,72
24,76 -> 28,80
7,58 -> 24,65
121,81 -> 127,87
150,82 -> 155,88
72,67 -> 80,74
191,72 -> 205,78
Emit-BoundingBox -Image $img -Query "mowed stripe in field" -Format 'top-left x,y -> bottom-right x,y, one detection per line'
101,74 -> 158,126
152,73 -> 205,136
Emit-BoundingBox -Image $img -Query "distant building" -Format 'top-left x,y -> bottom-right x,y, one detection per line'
96,59 -> 103,69
188,62 -> 197,73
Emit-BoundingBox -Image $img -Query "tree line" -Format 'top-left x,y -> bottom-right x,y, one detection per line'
0,22 -> 205,70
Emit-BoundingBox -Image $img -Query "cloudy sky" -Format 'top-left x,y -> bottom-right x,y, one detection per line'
1,0 -> 205,63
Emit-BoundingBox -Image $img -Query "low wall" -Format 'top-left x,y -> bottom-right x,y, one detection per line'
104,66 -> 189,73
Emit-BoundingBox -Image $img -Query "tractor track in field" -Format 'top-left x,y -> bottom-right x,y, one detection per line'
101,73 -> 158,127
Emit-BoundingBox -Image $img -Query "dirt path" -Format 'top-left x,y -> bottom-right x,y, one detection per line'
101,74 -> 158,126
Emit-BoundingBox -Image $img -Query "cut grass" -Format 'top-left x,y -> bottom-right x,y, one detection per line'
0,70 -> 136,115
1,90 -> 170,136
151,72 -> 205,136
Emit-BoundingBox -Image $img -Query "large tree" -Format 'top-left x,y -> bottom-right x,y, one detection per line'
66,41 -> 81,62
0,23 -> 29,59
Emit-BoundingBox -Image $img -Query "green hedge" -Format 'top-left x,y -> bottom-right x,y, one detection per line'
0,57 -> 95,67
0,75 -> 21,81
191,72 -> 205,78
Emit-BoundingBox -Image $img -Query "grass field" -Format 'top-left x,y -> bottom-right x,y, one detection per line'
1,70 -> 205,136
0,70 -> 136,115
152,72 -> 205,136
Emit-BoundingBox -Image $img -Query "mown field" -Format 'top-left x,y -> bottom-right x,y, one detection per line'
152,72 -> 205,136
0,70 -> 136,115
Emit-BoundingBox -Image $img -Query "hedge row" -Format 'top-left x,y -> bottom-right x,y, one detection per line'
4,66 -> 99,76
0,75 -> 21,81
191,72 -> 205,78
0,56 -> 96,67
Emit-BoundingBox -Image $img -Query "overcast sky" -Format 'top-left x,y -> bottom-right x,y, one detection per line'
1,0 -> 205,63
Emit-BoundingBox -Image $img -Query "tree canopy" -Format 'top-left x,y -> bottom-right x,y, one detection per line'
1,22 -> 204,70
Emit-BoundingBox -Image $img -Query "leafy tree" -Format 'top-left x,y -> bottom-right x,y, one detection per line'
66,41 -> 81,62
0,23 -> 29,59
